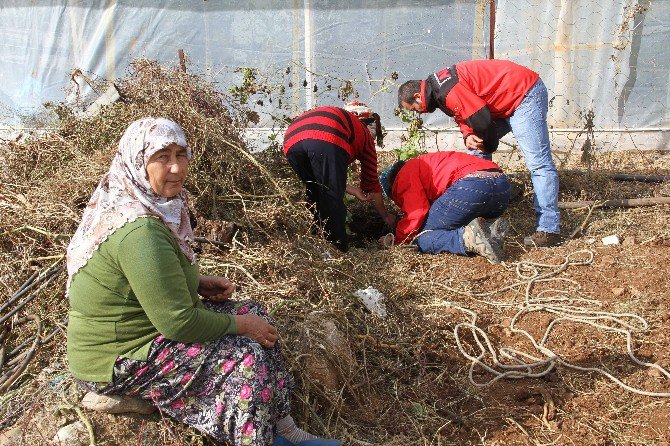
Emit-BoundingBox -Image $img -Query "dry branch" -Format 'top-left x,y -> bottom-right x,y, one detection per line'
559,197 -> 670,209
609,174 -> 670,183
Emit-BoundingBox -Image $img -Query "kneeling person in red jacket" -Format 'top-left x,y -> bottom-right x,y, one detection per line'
283,102 -> 394,252
379,151 -> 510,262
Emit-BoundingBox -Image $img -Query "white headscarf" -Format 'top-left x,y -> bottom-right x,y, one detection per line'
66,118 -> 195,291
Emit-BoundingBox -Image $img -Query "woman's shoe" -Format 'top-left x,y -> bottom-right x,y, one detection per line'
80,391 -> 156,414
273,434 -> 341,446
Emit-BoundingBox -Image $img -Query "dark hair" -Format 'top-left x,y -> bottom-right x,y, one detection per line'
388,160 -> 406,191
362,113 -> 384,147
397,80 -> 422,107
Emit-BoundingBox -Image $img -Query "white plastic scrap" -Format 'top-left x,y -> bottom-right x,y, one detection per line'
602,234 -> 620,245
353,286 -> 387,317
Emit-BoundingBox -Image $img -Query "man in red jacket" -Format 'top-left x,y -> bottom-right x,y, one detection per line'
379,151 -> 510,262
397,59 -> 560,247
283,101 -> 395,252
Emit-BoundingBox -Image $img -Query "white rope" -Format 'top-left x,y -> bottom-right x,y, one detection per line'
436,249 -> 670,397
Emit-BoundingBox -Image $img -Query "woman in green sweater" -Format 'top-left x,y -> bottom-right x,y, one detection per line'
66,118 -> 338,446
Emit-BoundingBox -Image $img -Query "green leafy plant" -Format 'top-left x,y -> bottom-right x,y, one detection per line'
579,108 -> 596,171
228,67 -> 257,105
394,107 -> 426,161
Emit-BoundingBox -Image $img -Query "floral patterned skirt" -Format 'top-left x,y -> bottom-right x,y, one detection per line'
80,300 -> 293,446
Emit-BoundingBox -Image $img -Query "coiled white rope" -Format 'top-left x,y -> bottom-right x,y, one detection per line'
436,249 -> 670,397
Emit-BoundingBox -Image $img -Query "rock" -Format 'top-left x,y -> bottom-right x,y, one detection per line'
80,392 -> 156,414
622,236 -> 636,246
301,313 -> 357,391
611,287 -> 625,297
52,422 -> 87,446
630,287 -> 643,298
661,311 -> 670,322
0,426 -> 22,446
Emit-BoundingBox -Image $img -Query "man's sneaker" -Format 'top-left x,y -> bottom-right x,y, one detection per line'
523,231 -> 561,247
463,218 -> 504,263
485,216 -> 509,256
487,217 -> 509,242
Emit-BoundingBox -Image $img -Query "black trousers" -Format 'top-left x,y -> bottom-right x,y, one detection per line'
286,139 -> 350,251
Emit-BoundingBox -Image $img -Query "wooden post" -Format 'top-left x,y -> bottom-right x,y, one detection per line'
489,0 -> 495,59
178,49 -> 186,73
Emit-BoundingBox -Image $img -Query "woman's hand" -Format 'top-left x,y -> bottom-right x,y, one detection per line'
346,185 -> 370,201
235,314 -> 279,348
198,275 -> 235,302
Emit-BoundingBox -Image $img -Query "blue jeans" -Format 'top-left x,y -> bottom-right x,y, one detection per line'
415,175 -> 510,254
467,79 -> 560,234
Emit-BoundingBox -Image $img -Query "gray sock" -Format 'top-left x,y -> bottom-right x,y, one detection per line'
276,415 -> 319,443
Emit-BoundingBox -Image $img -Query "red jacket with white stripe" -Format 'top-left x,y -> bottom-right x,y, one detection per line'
283,106 -> 381,193
390,151 -> 501,244
418,59 -> 539,152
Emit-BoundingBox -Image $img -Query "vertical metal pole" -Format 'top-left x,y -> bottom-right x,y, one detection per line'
472,0 -> 486,59
104,0 -> 116,80
304,0 -> 315,109
292,0 -> 300,113
489,0 -> 495,59
203,0 -> 212,81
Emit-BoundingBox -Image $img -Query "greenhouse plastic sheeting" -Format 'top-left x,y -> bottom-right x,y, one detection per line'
0,0 -> 667,132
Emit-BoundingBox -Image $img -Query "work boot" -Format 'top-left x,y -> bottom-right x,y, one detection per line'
523,231 -> 561,247
487,217 -> 509,242
462,218 -> 503,263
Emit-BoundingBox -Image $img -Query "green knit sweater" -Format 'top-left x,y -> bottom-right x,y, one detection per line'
67,217 -> 237,382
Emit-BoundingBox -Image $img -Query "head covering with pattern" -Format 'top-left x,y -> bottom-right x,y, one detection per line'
66,118 -> 195,291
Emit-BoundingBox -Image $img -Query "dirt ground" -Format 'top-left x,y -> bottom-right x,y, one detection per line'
1,141 -> 669,446
338,157 -> 670,445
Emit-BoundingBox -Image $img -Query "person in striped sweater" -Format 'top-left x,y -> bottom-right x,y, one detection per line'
283,101 -> 395,251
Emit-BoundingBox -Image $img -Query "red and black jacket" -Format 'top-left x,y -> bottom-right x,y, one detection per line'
283,106 -> 381,193
418,59 -> 539,152
390,151 -> 502,243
